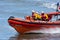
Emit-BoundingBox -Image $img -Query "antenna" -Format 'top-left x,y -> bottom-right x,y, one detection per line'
56,2 -> 59,12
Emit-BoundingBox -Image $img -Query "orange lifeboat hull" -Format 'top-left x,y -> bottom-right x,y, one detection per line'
8,16 -> 60,34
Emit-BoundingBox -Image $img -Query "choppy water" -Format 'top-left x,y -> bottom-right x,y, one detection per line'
0,0 -> 60,40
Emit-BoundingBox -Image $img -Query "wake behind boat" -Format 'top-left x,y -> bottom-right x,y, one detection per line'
8,3 -> 60,34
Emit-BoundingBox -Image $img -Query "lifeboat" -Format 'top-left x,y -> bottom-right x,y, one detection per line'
8,11 -> 60,34
8,3 -> 60,34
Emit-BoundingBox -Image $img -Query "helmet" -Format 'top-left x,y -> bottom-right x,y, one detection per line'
41,13 -> 44,15
41,11 -> 44,15
32,10 -> 35,12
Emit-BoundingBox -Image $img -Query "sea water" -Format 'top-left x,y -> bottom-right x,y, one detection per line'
0,0 -> 60,40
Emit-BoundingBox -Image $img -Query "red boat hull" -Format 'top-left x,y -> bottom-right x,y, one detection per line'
8,20 -> 41,34
8,17 -> 60,34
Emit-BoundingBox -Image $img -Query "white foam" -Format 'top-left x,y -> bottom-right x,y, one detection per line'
43,3 -> 57,9
26,27 -> 60,33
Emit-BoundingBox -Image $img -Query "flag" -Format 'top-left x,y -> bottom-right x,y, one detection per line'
58,6 -> 60,11
58,6 -> 60,10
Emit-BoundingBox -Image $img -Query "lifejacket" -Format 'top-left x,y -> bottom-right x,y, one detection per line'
44,14 -> 48,19
34,13 -> 41,19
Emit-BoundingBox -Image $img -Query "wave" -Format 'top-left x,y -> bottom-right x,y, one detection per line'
43,2 -> 57,9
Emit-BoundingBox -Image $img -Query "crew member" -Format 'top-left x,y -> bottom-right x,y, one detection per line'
32,12 -> 41,20
25,16 -> 30,22
41,11 -> 49,21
